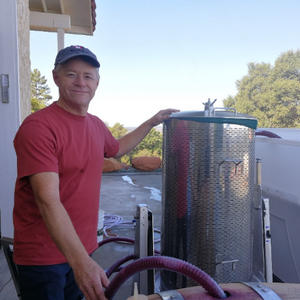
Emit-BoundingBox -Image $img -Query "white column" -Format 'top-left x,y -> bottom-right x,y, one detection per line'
30,11 -> 70,52
57,27 -> 65,51
0,0 -> 21,238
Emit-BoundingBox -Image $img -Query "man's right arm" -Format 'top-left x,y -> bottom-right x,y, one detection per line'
29,172 -> 109,300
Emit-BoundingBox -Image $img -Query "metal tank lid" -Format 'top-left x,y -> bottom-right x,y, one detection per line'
169,99 -> 258,129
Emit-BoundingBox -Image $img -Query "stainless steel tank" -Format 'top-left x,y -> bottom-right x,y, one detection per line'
160,104 -> 257,290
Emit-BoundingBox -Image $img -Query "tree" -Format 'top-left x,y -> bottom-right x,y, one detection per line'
107,122 -> 129,139
31,69 -> 53,113
122,127 -> 163,164
223,50 -> 300,128
133,127 -> 163,156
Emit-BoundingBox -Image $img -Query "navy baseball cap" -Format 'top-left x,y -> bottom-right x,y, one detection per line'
54,45 -> 100,68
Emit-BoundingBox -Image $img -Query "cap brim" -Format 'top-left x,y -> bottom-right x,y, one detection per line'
55,53 -> 100,68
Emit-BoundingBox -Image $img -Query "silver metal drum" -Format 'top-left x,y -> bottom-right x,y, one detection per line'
160,108 -> 257,290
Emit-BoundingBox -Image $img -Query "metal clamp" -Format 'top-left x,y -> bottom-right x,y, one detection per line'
212,107 -> 237,117
156,290 -> 185,300
242,282 -> 282,300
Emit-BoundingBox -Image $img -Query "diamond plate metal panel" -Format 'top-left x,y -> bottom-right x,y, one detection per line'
161,119 -> 255,290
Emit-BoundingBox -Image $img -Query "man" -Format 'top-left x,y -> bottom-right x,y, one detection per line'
13,45 -> 179,300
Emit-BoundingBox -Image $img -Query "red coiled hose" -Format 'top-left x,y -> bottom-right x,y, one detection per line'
104,256 -> 227,300
98,237 -> 135,247
106,254 -> 136,278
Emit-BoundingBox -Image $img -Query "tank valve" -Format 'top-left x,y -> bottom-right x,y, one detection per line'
203,98 -> 217,116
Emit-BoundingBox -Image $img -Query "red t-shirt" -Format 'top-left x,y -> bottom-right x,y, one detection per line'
13,103 -> 119,265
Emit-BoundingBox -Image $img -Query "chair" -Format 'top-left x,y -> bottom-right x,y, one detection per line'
0,237 -> 21,299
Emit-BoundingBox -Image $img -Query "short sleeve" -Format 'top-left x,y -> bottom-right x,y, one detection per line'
14,120 -> 59,179
101,123 -> 120,158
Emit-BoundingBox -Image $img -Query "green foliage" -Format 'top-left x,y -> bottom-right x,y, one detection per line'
122,128 -> 163,164
107,123 -> 163,164
133,128 -> 163,155
223,50 -> 300,128
31,69 -> 53,113
107,122 -> 129,139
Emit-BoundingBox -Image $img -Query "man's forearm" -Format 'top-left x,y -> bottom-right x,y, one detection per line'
30,172 -> 90,267
114,108 -> 180,158
37,197 -> 90,267
115,120 -> 152,158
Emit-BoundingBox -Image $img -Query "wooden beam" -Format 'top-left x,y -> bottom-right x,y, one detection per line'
41,0 -> 47,12
59,0 -> 65,14
30,11 -> 71,30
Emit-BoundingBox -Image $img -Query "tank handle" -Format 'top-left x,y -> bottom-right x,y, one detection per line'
219,159 -> 243,174
212,107 -> 237,117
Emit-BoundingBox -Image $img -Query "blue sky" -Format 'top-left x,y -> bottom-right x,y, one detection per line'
30,0 -> 300,126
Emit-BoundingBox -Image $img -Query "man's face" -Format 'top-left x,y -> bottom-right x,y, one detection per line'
53,57 -> 99,112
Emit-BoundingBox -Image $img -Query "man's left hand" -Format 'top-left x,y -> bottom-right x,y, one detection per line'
148,109 -> 180,127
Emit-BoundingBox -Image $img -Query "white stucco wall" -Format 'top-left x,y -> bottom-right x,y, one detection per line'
18,0 -> 31,122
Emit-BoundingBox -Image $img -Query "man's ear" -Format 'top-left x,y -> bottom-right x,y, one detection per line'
52,70 -> 59,86
95,77 -> 100,89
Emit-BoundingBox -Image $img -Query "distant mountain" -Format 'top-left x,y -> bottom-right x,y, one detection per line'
125,127 -> 136,132
125,125 -> 163,133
